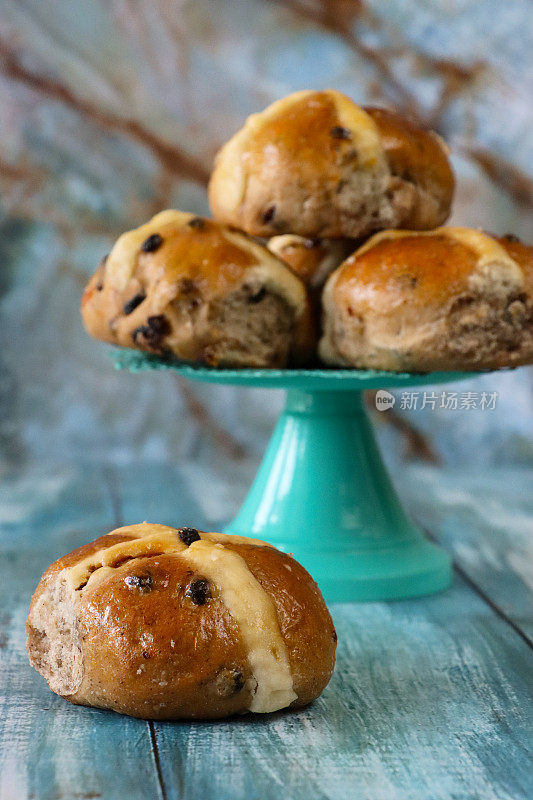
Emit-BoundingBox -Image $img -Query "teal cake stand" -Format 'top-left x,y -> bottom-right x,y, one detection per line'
115,351 -> 472,602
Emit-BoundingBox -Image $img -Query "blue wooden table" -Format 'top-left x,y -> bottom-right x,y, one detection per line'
0,462 -> 531,800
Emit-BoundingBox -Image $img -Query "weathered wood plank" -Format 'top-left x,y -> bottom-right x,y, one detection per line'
397,466 -> 533,641
145,580 -> 533,800
0,467 -> 162,800
3,464 -> 532,799
114,464 -> 533,800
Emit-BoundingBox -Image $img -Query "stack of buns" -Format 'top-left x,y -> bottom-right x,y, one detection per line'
81,89 -> 533,372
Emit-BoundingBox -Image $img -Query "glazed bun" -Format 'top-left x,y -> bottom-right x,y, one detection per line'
26,524 -> 336,720
319,228 -> 533,372
208,90 -> 453,239
364,107 -> 454,231
268,235 -> 356,290
81,211 -> 315,368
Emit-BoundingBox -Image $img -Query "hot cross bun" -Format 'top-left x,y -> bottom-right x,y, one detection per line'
26,524 -> 336,720
81,211 -> 315,368
208,90 -> 454,239
319,228 -> 533,372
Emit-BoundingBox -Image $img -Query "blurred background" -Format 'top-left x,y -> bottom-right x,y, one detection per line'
1,0 -> 532,537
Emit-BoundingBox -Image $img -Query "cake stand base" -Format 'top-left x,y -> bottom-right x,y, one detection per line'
224,390 -> 450,601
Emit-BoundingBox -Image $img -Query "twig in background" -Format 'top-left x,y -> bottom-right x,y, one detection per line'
365,391 -> 441,465
174,376 -> 247,461
274,0 -> 533,210
0,39 -> 210,187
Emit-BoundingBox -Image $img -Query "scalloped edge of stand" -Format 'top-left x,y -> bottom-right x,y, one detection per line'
112,349 -> 485,390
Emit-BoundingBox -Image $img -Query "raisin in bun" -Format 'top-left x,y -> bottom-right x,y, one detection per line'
81,210 -> 315,368
268,235 -> 356,291
208,90 -> 454,239
26,524 -> 336,720
319,228 -> 533,372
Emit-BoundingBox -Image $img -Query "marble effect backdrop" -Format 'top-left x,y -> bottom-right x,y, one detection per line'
0,0 -> 532,523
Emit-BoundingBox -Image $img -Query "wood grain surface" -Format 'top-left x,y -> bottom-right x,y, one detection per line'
1,464 -> 531,800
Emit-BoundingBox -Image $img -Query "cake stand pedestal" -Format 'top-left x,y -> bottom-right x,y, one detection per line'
115,353 -> 473,602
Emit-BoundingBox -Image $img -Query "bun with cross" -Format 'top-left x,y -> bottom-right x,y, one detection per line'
319,229 -> 533,372
81,210 -> 315,368
26,523 -> 336,720
208,90 -> 454,239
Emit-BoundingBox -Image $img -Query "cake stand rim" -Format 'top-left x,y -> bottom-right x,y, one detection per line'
111,349 -> 493,390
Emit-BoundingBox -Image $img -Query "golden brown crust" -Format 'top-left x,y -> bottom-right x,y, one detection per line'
334,233 -> 480,309
76,553 -> 255,719
27,525 -> 336,720
81,211 -> 315,368
319,228 -> 533,372
208,90 -> 453,239
28,532 -> 139,612
364,107 -> 454,230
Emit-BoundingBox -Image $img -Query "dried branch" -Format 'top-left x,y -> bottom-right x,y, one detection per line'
276,0 -> 487,127
276,0 -> 422,120
0,157 -> 124,237
462,146 -> 533,208
174,376 -> 246,461
273,0 -> 533,211
0,156 -> 46,185
422,58 -> 486,129
365,391 -> 441,465
0,39 -> 210,186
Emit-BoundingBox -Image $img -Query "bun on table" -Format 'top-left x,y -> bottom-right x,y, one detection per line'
27,524 -> 336,720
